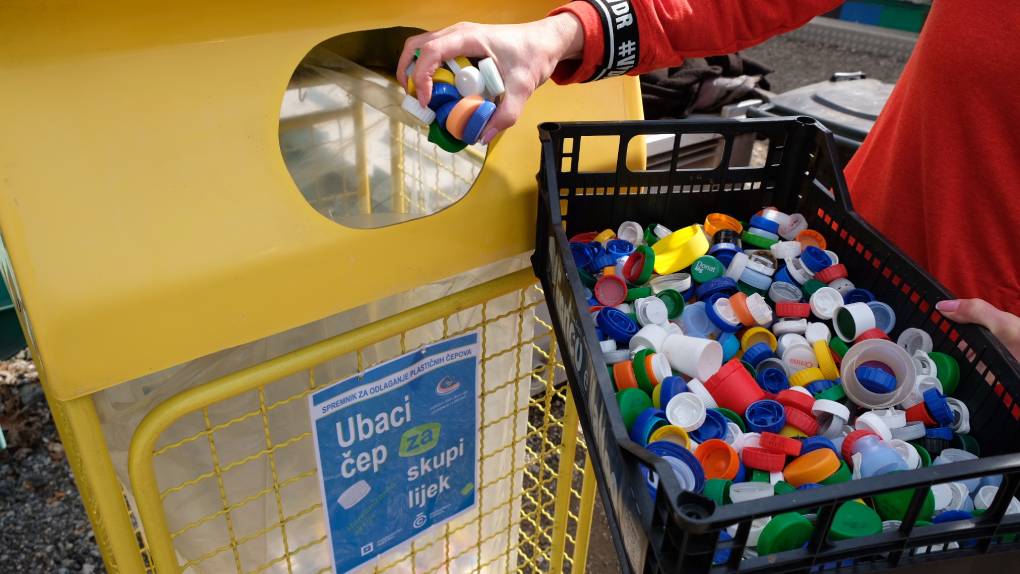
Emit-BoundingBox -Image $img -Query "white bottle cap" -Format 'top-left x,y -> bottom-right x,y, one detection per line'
746,293 -> 774,326
401,94 -> 436,125
887,439 -> 921,469
687,378 -> 719,409
724,252 -> 749,281
770,240 -> 802,260
768,281 -> 803,304
630,324 -> 668,352
840,340 -> 917,409
805,322 -> 831,344
599,339 -> 617,353
724,422 -> 744,448
727,517 -> 771,548
617,221 -> 643,245
665,392 -> 707,431
455,66 -> 485,97
870,408 -> 907,429
897,328 -> 934,355
779,213 -> 809,240
760,208 -> 791,227
650,353 -> 673,384
789,386 -> 814,398
477,57 -> 505,97
777,333 -> 811,357
782,344 -> 819,373
745,255 -> 777,277
635,296 -> 670,326
729,482 -> 774,504
899,374 -> 942,409
855,411 -> 893,441
824,250 -> 840,265
603,349 -> 632,364
882,520 -> 902,533
653,224 -> 673,239
338,479 -> 372,509
773,318 -> 808,336
712,297 -> 743,328
445,58 -> 466,74
786,256 -> 815,284
809,287 -> 844,320
891,421 -> 926,441
650,273 -> 691,294
615,302 -> 633,314
833,302 -> 876,342
746,227 -> 779,241
665,321 -> 684,335
734,431 -> 762,452
946,482 -> 971,511
661,334 -> 723,381
945,398 -> 970,433
812,399 -> 850,423
827,277 -> 855,296
913,350 -> 939,378
975,485 -> 998,511
770,471 -> 785,485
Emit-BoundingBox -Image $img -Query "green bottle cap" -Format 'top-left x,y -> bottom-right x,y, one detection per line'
915,520 -> 932,527
632,349 -> 656,394
820,461 -> 851,485
774,481 -> 797,496
741,361 -> 757,379
800,279 -> 827,299
578,268 -> 597,289
873,486 -> 935,522
428,122 -> 467,153
742,231 -> 778,249
956,433 -> 980,456
626,286 -> 653,302
691,255 -> 725,284
815,384 -> 846,403
912,443 -> 932,467
644,226 -> 659,247
737,281 -> 767,298
703,478 -> 732,506
757,512 -> 814,556
616,388 -> 652,430
630,245 -> 655,285
714,407 -> 746,432
627,312 -> 639,323
928,352 -> 960,396
829,501 -> 882,540
751,469 -> 771,483
656,288 -> 685,319
829,337 -> 850,359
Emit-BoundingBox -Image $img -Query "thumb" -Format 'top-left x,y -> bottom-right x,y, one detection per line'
937,298 -> 1019,336
480,89 -> 527,145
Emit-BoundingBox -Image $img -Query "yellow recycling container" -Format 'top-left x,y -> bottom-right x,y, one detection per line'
0,2 -> 643,573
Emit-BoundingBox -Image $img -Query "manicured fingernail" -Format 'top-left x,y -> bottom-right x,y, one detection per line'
481,128 -> 499,145
936,300 -> 960,312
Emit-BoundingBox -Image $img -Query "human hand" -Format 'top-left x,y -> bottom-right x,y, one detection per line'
396,13 -> 584,145
936,298 -> 1020,359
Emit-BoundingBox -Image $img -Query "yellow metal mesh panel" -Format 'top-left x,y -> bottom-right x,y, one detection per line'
128,280 -> 594,574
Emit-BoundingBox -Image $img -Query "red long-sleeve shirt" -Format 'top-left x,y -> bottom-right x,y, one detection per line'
550,0 -> 1020,314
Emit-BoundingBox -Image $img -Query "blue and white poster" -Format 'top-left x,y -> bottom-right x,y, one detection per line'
309,331 -> 481,573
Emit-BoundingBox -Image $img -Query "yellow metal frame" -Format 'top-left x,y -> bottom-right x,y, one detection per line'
51,269 -> 595,573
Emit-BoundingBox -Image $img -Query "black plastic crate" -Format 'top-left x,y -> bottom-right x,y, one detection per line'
531,117 -> 1020,573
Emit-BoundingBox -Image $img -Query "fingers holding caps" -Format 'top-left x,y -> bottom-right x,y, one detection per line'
937,298 -> 1020,356
408,24 -> 490,108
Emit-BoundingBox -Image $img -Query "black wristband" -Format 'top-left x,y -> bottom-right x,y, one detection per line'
581,0 -> 640,82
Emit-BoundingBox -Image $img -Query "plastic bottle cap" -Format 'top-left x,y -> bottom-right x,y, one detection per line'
820,461 -> 851,485
444,56 -> 472,74
691,255 -> 725,283
733,431 -> 762,453
615,221 -> 643,245
649,424 -> 691,449
594,275 -> 628,306
834,302 -> 876,342
427,81 -> 462,112
741,447 -> 786,472
724,251 -> 749,282
785,256 -> 815,285
741,327 -> 778,353
600,339 -> 618,353
784,449 -> 840,487
757,512 -> 814,556
770,240 -> 802,261
768,281 -> 803,305
854,411 -> 893,441
656,289 -> 685,321
796,230 -> 827,251
477,57 -> 505,97
730,480 -> 775,503
840,340 -> 916,409
652,225 -> 710,275
635,296 -> 670,327
828,277 -> 856,296
945,398 -> 970,433
624,245 -> 656,285
773,320 -> 809,339
616,387 -> 653,429
775,302 -> 811,319
743,342 -> 775,367
745,400 -> 786,434
604,349 -> 632,365
809,287 -> 843,320
777,388 -> 815,412
928,352 -> 960,396
890,422 -> 925,442
703,478 -> 733,506
745,254 -> 777,277
815,264 -> 848,283
756,359 -> 790,394
761,432 -> 802,457
629,407 -> 668,446
597,307 -> 639,345
788,367 -> 825,388
649,353 -> 672,386
666,392 -> 707,431
863,301 -> 896,334
785,407 -> 820,436
811,340 -> 838,380
706,294 -> 742,332
840,429 -> 879,462
692,407 -> 730,443
830,501 -> 882,540
812,399 -> 850,422
687,377 -> 719,409
401,93 -> 437,125
779,213 -> 809,241
887,439 -> 922,470
662,334 -> 723,381
782,345 -> 819,374
612,360 -> 639,391
871,408 -> 907,429
931,483 -> 953,511
724,421 -> 745,448
800,436 -> 838,456
629,323 -> 668,353
645,441 -> 705,495
922,388 -> 954,426
777,333 -> 811,358
445,95 -> 484,140
746,293 -> 774,325
696,439 -> 741,480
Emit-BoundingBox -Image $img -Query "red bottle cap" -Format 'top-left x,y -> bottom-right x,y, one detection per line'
761,432 -> 802,457
854,328 -> 891,343
815,264 -> 848,283
905,402 -> 937,427
777,389 -> 815,415
786,407 -> 820,436
594,275 -> 628,307
570,231 -> 599,243
775,302 -> 811,319
841,429 -> 879,462
705,358 -> 766,416
742,447 -> 787,472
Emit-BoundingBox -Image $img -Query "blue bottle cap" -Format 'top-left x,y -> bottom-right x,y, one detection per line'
596,307 -> 639,344
592,251 -> 618,271
583,243 -> 606,273
866,301 -> 897,334
659,375 -> 689,406
844,288 -> 876,304
606,238 -> 636,258
713,530 -> 733,565
745,400 -> 786,433
682,287 -> 695,302
461,99 -> 496,144
858,444 -> 908,478
932,510 -> 973,524
733,462 -> 747,483
806,379 -> 838,396
739,267 -> 773,291
756,365 -> 790,394
695,277 -> 739,301
435,100 -> 458,130
645,440 -> 705,494
743,342 -> 776,367
856,366 -> 897,394
709,244 -> 738,268
629,408 -> 668,446
923,389 -> 954,426
800,436 -> 839,457
427,82 -> 462,111
800,246 -> 832,273
926,427 -> 954,441
569,242 -> 593,270
719,332 -> 741,362
681,301 -> 718,339
749,215 -> 781,235
797,482 -> 823,491
705,293 -> 742,333
773,265 -> 797,287
594,326 -> 604,339
692,409 -> 728,442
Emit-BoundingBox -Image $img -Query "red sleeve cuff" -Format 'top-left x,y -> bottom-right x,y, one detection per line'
548,1 -> 605,85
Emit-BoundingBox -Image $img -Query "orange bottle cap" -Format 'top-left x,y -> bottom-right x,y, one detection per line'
783,448 -> 841,487
446,96 -> 484,140
728,292 -> 756,327
796,229 -> 827,250
704,213 -> 743,238
696,439 -> 740,480
613,361 -> 638,391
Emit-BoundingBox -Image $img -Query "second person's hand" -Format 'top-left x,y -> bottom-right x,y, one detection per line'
397,13 -> 584,145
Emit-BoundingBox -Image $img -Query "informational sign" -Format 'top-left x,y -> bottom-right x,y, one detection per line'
309,331 -> 480,573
